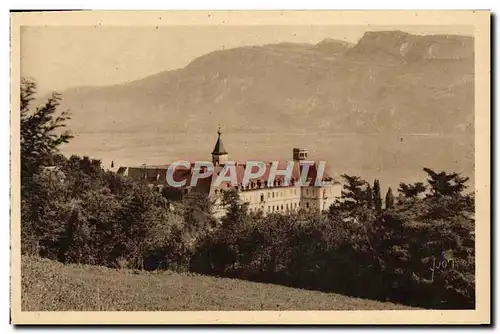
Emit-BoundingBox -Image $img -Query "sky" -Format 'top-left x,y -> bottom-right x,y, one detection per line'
20,25 -> 473,94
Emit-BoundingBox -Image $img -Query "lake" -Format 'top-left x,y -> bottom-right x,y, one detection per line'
61,132 -> 475,194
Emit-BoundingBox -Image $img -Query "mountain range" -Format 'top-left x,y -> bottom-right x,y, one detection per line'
55,30 -> 474,136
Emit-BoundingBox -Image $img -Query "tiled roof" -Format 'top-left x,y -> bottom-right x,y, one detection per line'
180,161 -> 332,190
121,160 -> 335,191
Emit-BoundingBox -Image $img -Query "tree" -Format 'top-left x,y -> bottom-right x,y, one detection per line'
336,174 -> 369,209
423,168 -> 469,197
221,188 -> 249,228
373,179 -> 382,212
385,187 -> 395,209
21,78 -> 73,185
365,184 -> 373,207
398,182 -> 426,198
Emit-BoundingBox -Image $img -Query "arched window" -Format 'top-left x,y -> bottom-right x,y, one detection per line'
260,194 -> 264,202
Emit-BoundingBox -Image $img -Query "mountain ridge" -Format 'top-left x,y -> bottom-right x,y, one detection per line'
40,30 -> 474,187
54,30 -> 473,136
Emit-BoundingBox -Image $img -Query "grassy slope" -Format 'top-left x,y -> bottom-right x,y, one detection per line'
22,256 -> 416,311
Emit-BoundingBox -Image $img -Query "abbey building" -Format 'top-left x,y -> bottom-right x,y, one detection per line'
117,129 -> 342,216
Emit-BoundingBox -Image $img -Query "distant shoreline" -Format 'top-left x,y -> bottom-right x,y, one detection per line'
71,132 -> 472,138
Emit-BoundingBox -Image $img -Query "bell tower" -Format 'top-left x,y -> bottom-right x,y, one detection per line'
212,126 -> 229,166
293,148 -> 308,161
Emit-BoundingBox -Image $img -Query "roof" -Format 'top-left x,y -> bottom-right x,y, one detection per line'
187,161 -> 333,191
119,160 -> 337,192
208,162 -> 324,188
211,129 -> 228,156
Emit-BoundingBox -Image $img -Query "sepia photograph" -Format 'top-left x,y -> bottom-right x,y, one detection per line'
10,10 -> 490,324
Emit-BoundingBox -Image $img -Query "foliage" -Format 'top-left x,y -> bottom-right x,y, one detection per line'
423,168 -> 470,197
191,171 -> 475,309
385,187 -> 395,209
19,78 -> 475,310
20,78 -> 73,186
373,179 -> 382,212
398,181 -> 426,198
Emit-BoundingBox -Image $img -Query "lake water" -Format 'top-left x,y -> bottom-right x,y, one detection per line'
61,132 -> 474,193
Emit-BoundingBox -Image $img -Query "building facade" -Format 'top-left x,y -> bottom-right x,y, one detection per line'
117,129 -> 342,216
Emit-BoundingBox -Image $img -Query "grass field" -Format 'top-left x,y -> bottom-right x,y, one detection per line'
21,256 -> 416,311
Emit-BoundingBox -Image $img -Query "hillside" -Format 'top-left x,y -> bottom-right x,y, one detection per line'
21,256 -> 416,311
56,31 -> 473,136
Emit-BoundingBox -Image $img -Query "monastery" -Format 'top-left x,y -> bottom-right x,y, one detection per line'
117,129 -> 342,216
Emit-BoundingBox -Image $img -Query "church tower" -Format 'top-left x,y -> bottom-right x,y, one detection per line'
212,127 -> 229,166
293,148 -> 308,161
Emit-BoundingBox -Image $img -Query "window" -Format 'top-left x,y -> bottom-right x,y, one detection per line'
272,192 -> 275,198
268,192 -> 270,198
260,194 -> 264,202
306,202 -> 310,209
281,205 -> 284,210
286,203 -> 289,210
306,189 -> 309,195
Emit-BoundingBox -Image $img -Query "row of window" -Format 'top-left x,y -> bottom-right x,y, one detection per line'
259,189 -> 298,202
254,188 -> 327,202
256,201 -> 313,213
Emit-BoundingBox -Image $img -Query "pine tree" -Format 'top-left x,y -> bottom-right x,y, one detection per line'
398,181 -> 426,198
21,78 -> 73,185
423,167 -> 469,197
385,187 -> 395,209
373,179 -> 382,212
340,174 -> 368,204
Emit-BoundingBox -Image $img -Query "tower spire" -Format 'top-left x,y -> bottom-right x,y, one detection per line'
212,126 -> 228,165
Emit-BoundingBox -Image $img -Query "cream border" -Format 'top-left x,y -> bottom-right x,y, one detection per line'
10,10 -> 491,325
